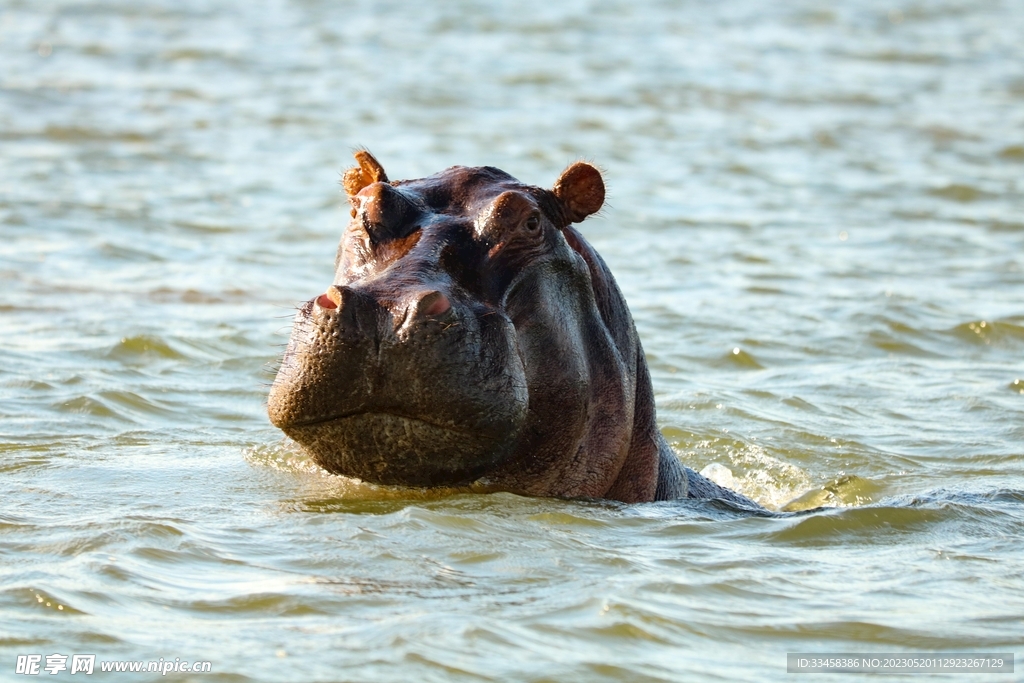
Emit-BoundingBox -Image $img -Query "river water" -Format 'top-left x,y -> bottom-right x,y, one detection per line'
2,0 -> 1023,681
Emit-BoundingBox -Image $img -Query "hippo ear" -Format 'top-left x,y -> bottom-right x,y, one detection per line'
342,150 -> 389,197
552,162 -> 605,224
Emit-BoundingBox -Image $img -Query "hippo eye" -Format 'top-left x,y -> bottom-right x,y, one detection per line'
525,215 -> 540,232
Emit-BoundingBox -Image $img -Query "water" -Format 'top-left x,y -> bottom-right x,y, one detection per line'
2,0 -> 1023,680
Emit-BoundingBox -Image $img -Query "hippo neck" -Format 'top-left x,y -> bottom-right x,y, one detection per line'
558,226 -> 664,502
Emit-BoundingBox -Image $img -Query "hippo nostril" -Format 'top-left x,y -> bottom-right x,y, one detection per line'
418,291 -> 451,318
316,287 -> 343,310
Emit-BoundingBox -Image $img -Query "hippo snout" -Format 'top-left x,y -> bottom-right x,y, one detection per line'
268,276 -> 529,487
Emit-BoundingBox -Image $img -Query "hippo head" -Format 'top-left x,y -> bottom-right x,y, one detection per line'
268,152 -> 659,500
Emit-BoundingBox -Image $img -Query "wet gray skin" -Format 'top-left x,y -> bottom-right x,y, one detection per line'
268,151 -> 760,507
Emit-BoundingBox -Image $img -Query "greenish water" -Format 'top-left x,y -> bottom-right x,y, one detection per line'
2,0 -> 1023,681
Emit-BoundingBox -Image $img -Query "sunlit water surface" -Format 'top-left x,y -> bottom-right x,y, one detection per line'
2,0 -> 1023,680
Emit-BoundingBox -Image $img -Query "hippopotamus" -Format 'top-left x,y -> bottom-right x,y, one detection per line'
267,151 -> 760,508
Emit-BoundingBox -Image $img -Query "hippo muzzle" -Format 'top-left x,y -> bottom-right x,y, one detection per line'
268,270 -> 529,486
